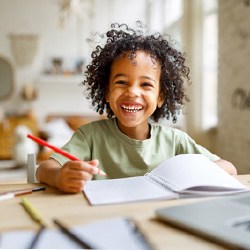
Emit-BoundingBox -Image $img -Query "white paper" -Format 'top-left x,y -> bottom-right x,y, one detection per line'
0,229 -> 80,249
84,176 -> 178,205
83,154 -> 249,205
149,154 -> 249,194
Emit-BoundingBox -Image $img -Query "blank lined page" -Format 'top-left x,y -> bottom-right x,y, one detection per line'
83,176 -> 177,205
149,154 -> 248,193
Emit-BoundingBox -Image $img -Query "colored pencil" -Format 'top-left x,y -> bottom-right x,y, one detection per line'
20,197 -> 46,248
20,197 -> 45,226
0,186 -> 45,202
27,134 -> 106,176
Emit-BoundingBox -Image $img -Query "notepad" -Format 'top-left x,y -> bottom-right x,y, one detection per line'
0,217 -> 153,250
83,154 -> 249,205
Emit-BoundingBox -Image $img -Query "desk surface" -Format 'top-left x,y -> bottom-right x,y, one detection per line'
0,175 -> 250,250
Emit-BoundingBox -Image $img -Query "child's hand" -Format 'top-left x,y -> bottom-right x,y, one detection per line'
214,159 -> 237,175
56,159 -> 99,193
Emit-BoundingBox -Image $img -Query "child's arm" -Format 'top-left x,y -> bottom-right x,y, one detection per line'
214,159 -> 237,175
36,158 -> 99,193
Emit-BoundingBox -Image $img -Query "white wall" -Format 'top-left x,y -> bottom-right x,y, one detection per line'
217,0 -> 250,173
0,0 -> 164,125
0,0 -> 88,124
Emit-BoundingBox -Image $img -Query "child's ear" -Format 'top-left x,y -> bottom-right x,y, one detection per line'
157,94 -> 164,108
105,93 -> 109,102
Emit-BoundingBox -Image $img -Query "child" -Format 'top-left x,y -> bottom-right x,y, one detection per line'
37,22 -> 237,193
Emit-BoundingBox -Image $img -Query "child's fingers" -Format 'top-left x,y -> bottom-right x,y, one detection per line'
64,160 -> 99,174
67,169 -> 93,180
61,180 -> 87,193
85,160 -> 107,176
88,159 -> 99,167
58,160 -> 104,193
57,168 -> 92,192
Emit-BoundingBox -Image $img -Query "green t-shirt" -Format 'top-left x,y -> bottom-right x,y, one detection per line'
50,117 -> 220,179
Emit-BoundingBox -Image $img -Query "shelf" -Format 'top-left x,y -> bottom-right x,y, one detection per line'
37,74 -> 84,84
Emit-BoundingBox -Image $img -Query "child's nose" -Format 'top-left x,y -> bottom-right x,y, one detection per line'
125,85 -> 140,97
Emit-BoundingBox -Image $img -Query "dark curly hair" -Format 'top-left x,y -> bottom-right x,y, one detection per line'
83,22 -> 190,123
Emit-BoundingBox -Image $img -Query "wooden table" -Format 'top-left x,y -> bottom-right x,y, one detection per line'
0,175 -> 250,250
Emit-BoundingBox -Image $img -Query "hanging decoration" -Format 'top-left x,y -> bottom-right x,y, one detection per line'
58,0 -> 85,28
9,34 -> 39,66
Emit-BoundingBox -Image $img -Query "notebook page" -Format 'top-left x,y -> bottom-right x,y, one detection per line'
0,229 -> 81,249
0,231 -> 34,249
83,176 -> 177,205
149,154 -> 248,193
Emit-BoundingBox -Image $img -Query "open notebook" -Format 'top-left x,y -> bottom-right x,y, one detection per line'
83,154 -> 249,205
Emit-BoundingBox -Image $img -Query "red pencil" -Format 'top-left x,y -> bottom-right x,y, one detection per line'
27,134 -> 106,176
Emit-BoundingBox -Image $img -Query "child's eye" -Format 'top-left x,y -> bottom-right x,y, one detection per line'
142,82 -> 153,88
115,80 -> 127,85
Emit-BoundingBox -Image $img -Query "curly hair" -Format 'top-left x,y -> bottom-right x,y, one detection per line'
83,22 -> 190,123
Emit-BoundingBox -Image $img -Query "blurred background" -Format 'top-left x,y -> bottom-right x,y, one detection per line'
0,0 -> 250,183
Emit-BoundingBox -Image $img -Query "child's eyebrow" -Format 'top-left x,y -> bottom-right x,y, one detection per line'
112,73 -> 127,80
112,74 -> 157,84
141,76 -> 157,84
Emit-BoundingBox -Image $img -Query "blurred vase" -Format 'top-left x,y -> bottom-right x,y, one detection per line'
13,125 -> 39,167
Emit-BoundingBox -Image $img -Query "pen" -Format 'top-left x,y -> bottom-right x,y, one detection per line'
27,133 -> 107,176
53,218 -> 93,249
28,225 -> 45,249
0,186 -> 45,202
20,197 -> 45,227
126,218 -> 155,250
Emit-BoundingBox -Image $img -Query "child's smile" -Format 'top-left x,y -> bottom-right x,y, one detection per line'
121,103 -> 143,113
106,51 -> 163,140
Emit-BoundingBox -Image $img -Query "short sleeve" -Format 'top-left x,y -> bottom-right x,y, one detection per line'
176,131 -> 220,161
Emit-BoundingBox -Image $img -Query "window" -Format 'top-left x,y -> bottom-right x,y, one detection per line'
162,0 -> 185,129
201,0 -> 218,130
147,0 -> 218,132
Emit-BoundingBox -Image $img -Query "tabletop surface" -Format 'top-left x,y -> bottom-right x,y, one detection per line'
0,175 -> 250,250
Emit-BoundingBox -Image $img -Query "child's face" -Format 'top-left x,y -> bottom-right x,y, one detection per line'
106,50 -> 163,138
